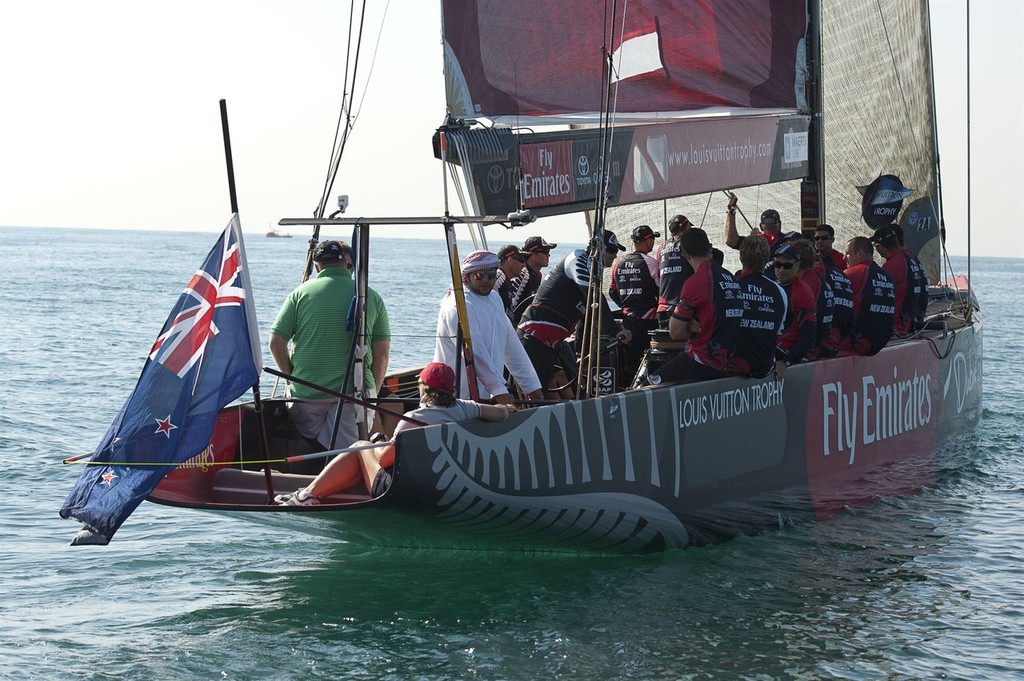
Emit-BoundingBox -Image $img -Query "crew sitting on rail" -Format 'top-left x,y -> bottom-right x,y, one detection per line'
839,236 -> 896,356
729,237 -> 787,379
870,224 -> 929,336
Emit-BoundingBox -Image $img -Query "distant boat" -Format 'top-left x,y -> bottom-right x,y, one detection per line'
265,229 -> 292,238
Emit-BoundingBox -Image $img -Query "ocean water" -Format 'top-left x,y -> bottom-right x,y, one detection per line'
1,226 -> 1021,680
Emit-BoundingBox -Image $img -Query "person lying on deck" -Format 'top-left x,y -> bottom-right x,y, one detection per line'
273,362 -> 514,506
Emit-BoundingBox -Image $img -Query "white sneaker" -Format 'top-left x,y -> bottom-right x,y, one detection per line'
274,489 -> 320,506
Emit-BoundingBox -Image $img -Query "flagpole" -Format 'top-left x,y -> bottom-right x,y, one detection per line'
220,99 -> 276,502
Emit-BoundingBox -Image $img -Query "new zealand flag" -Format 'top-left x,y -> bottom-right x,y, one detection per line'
60,216 -> 262,544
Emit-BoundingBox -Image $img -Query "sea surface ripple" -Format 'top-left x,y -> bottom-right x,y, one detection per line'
0,227 -> 1020,680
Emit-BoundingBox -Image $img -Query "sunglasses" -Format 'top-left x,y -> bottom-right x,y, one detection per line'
814,235 -> 832,241
472,269 -> 498,280
772,261 -> 796,270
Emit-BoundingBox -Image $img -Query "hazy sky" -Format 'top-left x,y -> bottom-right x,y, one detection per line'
1,0 -> 1021,258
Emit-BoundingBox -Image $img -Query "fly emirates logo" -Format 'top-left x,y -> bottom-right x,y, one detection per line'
521,147 -> 572,202
820,367 -> 932,465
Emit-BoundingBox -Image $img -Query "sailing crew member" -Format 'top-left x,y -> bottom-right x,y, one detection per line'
771,243 -> 817,378
655,214 -> 693,325
503,236 -> 557,324
609,225 -> 661,378
840,236 -> 896,356
724,193 -> 783,252
274,363 -> 515,506
813,224 -> 847,270
808,228 -> 856,358
269,240 -> 391,449
871,224 -> 929,335
791,238 -> 834,363
656,214 -> 726,323
434,250 -> 543,404
518,231 -> 631,397
730,236 -> 787,379
495,244 -> 527,316
639,228 -> 742,385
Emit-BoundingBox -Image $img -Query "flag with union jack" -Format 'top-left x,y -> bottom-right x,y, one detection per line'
60,216 -> 262,544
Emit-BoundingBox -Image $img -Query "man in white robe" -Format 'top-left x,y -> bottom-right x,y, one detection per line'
434,250 -> 543,404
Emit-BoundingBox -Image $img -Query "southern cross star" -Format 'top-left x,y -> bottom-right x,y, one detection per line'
155,415 -> 177,438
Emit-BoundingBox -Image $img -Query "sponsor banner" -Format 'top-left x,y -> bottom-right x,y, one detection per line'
804,346 -> 939,518
675,379 -> 790,488
519,140 -> 576,207
936,338 -> 983,434
462,115 -> 810,216
615,115 -> 809,205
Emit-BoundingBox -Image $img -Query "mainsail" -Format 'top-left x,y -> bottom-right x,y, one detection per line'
440,0 -> 946,282
443,0 -> 808,123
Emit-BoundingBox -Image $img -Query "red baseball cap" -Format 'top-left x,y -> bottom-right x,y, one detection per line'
418,362 -> 456,391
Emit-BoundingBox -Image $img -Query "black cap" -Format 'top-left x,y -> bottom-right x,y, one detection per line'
497,244 -> 525,262
523,236 -> 557,253
630,225 -> 661,241
869,224 -> 900,243
773,243 -> 799,261
667,214 -> 692,233
312,240 -> 348,263
760,209 -> 781,225
604,231 -> 626,252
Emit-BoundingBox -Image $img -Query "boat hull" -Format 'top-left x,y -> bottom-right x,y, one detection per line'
149,318 -> 982,553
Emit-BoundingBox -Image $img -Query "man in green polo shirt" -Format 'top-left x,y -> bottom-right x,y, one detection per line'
269,240 -> 390,448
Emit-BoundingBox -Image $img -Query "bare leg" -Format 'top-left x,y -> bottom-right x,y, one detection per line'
305,442 -> 396,498
304,441 -> 372,498
358,449 -> 382,495
371,401 -> 403,438
358,443 -> 396,494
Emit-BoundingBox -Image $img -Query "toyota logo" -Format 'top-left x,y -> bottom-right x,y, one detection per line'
487,165 -> 505,194
577,155 -> 590,177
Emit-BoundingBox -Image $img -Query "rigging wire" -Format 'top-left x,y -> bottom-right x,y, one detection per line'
576,0 -> 622,398
313,0 -> 391,223
315,0 -> 369,220
874,0 -> 949,282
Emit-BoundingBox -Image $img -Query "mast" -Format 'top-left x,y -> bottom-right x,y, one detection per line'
923,0 -> 948,282
219,99 -> 274,500
965,0 -> 973,316
803,0 -> 826,233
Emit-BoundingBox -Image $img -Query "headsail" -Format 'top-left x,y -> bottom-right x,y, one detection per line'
60,216 -> 261,544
